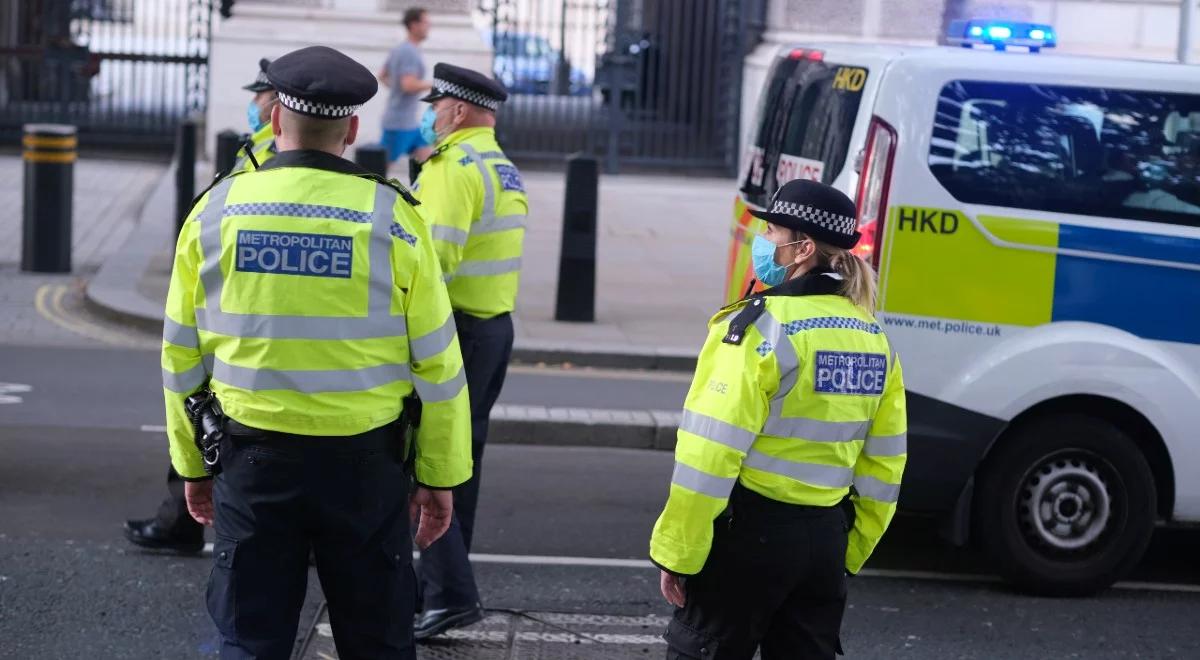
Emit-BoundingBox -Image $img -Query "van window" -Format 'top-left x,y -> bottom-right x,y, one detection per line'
929,81 -> 1200,227
742,58 -> 869,208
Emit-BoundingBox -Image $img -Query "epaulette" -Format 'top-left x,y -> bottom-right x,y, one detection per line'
722,296 -> 767,345
358,173 -> 420,207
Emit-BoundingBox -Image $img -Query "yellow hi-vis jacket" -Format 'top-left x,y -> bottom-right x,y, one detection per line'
160,149 -> 472,489
650,271 -> 907,575
232,123 -> 277,173
414,127 -> 528,318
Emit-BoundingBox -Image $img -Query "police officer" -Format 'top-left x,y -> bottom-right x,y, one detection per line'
233,57 -> 279,172
123,56 -> 281,556
161,45 -> 472,659
649,180 -> 907,659
410,63 -> 528,640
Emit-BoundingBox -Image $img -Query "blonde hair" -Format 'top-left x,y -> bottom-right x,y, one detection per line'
792,231 -> 878,311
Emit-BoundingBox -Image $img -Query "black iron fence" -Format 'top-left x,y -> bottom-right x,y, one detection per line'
0,0 -> 213,150
480,0 -> 766,175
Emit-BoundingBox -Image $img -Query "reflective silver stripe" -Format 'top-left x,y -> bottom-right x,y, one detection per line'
477,150 -> 507,160
761,417 -> 870,443
864,432 -> 907,457
754,309 -> 799,418
409,314 -> 458,362
743,450 -> 854,489
163,362 -> 208,393
476,213 -> 525,235
678,409 -> 756,453
413,367 -> 466,403
455,257 -> 522,277
194,308 -> 406,340
670,462 -> 736,499
368,185 -> 398,315
163,317 -> 199,349
212,358 -> 411,393
459,143 -> 497,226
854,474 -> 901,503
198,178 -> 235,314
431,224 -> 469,246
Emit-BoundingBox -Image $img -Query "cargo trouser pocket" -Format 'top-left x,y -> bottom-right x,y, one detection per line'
206,535 -> 239,641
665,618 -> 720,660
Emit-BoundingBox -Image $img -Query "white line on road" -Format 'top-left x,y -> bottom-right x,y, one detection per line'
194,546 -> 1200,593
508,364 -> 692,383
141,425 -> 167,433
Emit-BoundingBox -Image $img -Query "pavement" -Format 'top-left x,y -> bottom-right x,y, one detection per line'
82,156 -> 734,369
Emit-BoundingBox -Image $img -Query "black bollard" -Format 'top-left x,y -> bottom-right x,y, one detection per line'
356,144 -> 389,178
21,124 -> 76,273
175,119 -> 198,235
554,153 -> 599,322
214,129 -> 242,179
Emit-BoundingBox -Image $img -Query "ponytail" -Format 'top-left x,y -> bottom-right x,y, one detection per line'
788,230 -> 879,311
828,248 -> 877,311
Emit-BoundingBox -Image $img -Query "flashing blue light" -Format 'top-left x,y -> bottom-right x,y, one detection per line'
947,19 -> 1057,51
987,25 -> 1013,39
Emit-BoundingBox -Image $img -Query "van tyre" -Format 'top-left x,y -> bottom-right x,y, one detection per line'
976,414 -> 1156,597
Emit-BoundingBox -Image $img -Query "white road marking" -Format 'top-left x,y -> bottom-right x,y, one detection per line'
509,364 -> 692,383
140,425 -> 167,433
0,382 -> 32,405
194,546 -> 1200,593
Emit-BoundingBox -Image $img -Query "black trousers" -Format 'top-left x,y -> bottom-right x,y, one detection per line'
665,485 -> 849,660
208,420 -> 417,660
418,311 -> 514,610
156,466 -> 203,536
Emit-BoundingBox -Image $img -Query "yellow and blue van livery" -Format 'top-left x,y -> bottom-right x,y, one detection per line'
731,33 -> 1200,595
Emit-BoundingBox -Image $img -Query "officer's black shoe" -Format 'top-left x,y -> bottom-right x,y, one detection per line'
123,518 -> 205,555
413,605 -> 485,641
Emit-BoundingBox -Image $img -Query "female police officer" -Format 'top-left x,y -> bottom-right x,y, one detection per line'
649,179 -> 907,660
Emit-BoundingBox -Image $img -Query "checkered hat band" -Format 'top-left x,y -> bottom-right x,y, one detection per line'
769,200 -> 856,236
277,91 -> 361,119
433,78 -> 500,111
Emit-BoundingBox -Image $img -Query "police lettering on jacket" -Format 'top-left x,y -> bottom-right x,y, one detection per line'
236,230 -> 352,278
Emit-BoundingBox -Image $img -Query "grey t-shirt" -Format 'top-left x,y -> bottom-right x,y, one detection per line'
382,42 -> 425,130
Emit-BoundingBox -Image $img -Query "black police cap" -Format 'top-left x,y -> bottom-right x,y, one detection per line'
421,62 -> 508,112
749,179 -> 861,249
267,46 -> 377,119
242,58 -> 273,93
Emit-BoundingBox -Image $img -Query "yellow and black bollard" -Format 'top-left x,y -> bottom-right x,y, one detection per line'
22,124 -> 76,273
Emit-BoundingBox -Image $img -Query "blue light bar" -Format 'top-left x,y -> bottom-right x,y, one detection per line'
947,19 -> 1057,52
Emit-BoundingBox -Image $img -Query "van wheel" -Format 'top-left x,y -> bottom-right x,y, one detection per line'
975,414 -> 1155,596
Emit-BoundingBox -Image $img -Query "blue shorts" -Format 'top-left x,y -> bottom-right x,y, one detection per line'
381,128 -> 428,162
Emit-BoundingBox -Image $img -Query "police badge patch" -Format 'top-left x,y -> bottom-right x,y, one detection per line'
813,351 -> 887,396
494,164 -> 525,192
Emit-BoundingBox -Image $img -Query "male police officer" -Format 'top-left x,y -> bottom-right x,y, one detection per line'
411,63 -> 528,640
162,46 -> 472,659
233,57 -> 279,172
123,56 -> 281,555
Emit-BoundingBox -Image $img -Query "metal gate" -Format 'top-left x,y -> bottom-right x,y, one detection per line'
479,0 -> 765,175
0,0 -> 213,149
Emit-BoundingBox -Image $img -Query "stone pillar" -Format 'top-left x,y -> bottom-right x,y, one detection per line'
206,0 -> 491,155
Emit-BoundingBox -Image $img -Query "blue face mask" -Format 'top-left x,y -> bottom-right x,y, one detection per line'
751,235 -> 789,288
247,100 -> 265,133
419,106 -> 439,145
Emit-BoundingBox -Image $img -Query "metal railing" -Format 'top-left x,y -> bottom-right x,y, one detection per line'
0,0 -> 213,150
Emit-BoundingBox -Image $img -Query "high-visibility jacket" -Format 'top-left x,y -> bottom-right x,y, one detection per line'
414,127 -> 528,318
650,271 -> 907,575
161,149 -> 472,489
232,123 -> 277,173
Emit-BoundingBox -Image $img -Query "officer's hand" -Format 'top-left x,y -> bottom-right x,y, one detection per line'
185,480 -> 215,527
411,487 -> 453,550
660,570 -> 686,608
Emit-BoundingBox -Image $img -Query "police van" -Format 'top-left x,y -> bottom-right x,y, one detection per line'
729,21 -> 1200,595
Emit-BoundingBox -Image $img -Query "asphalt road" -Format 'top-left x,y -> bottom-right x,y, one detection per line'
3,344 -> 1200,658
